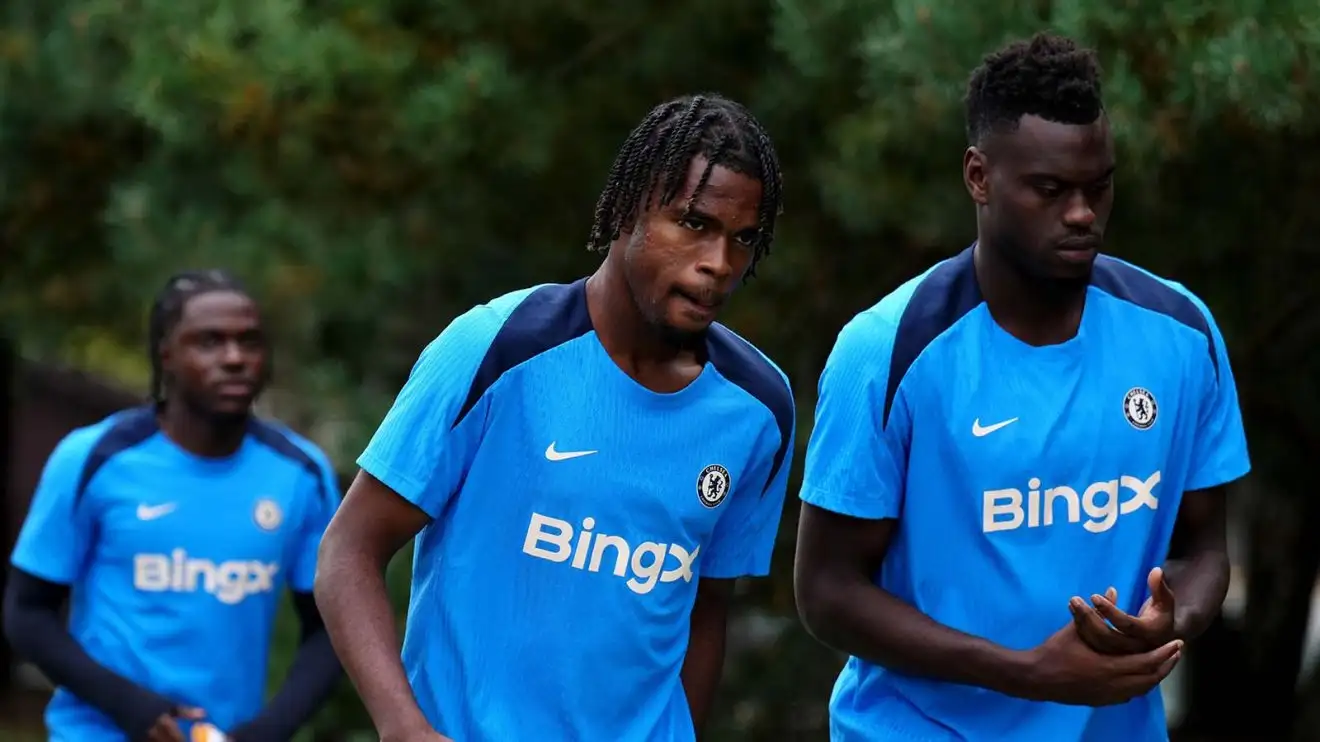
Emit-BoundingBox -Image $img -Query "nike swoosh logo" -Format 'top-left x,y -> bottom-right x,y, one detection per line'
136,503 -> 177,521
972,417 -> 1019,437
545,443 -> 598,461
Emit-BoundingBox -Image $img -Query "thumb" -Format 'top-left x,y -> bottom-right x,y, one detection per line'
174,706 -> 207,720
1149,567 -> 1175,606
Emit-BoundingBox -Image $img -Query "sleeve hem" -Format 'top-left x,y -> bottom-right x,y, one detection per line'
8,556 -> 75,586
1187,460 -> 1252,492
356,454 -> 439,518
799,484 -> 900,521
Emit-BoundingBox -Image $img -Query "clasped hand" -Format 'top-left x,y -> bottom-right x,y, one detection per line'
1071,567 -> 1178,655
1022,567 -> 1183,707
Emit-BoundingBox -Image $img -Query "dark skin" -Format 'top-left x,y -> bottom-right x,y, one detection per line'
316,157 -> 764,742
795,113 -> 1228,707
132,290 -> 268,740
157,290 -> 268,458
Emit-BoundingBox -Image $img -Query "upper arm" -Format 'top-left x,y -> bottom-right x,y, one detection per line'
10,431 -> 100,585
320,470 -> 436,569
1186,300 -> 1250,491
702,390 -> 796,580
289,449 -> 343,592
798,313 -> 911,521
796,315 -> 911,600
355,307 -> 503,519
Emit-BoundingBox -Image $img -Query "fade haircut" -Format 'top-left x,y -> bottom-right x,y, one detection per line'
964,33 -> 1104,146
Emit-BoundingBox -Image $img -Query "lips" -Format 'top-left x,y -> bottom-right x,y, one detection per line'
674,288 -> 724,310
1056,238 -> 1100,253
214,380 -> 258,397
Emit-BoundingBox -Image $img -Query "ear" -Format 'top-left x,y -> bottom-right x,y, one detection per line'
964,146 -> 990,206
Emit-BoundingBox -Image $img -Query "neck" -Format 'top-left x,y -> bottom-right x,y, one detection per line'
158,399 -> 248,458
973,239 -> 1088,346
586,253 -> 702,368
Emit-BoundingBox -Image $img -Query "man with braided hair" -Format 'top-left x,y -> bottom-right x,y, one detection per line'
5,271 -> 342,741
794,33 -> 1247,740
315,93 -> 794,742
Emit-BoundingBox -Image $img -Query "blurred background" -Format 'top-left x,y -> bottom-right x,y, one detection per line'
2,1 -> 1318,740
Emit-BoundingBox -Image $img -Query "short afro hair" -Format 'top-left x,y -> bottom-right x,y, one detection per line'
964,33 -> 1104,145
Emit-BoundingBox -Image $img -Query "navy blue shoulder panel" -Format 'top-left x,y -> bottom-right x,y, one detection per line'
454,279 -> 594,428
75,405 -> 159,507
885,247 -> 982,427
248,419 -> 331,506
1090,256 -> 1218,379
706,325 -> 794,495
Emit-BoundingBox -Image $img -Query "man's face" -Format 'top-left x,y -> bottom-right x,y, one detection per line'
160,291 -> 267,420
621,156 -> 764,338
965,114 -> 1116,282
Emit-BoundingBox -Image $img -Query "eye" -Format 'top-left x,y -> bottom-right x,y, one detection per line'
734,230 -> 760,248
1034,183 -> 1063,199
678,216 -> 705,232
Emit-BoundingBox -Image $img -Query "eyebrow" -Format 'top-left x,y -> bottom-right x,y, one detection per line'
1023,165 -> 1115,183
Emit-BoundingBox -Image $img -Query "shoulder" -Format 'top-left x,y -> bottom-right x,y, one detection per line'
707,323 -> 794,423
248,418 -> 334,475
58,407 -> 150,459
1090,255 -> 1218,329
1090,255 -> 1223,372
833,247 -> 982,375
420,280 -> 594,386
44,405 -> 158,499
431,280 -> 591,359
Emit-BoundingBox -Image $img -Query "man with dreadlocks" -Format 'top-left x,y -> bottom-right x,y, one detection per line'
793,33 -> 1248,740
4,270 -> 343,742
314,93 -> 793,742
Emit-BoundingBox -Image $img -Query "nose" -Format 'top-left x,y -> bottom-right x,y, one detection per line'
220,341 -> 248,367
1062,191 -> 1097,229
695,238 -> 734,282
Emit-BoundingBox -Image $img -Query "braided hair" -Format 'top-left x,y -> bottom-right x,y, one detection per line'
146,269 -> 251,405
586,94 -> 784,277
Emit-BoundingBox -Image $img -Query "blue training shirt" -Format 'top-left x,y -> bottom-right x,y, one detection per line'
800,247 -> 1250,742
10,406 -> 340,740
358,278 -> 795,742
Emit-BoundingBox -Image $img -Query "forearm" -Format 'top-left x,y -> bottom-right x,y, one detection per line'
1166,551 -> 1231,642
231,629 -> 340,741
680,612 -> 727,738
315,551 -> 431,739
2,572 -> 173,737
800,580 -> 1032,697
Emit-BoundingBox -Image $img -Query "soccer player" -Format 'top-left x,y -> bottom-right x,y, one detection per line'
3,271 -> 343,742
793,34 -> 1249,741
314,93 -> 794,742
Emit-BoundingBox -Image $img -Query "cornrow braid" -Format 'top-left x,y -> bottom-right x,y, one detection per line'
147,269 -> 250,405
587,94 -> 784,277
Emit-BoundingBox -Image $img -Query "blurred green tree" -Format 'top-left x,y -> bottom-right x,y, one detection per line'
3,0 -> 1320,739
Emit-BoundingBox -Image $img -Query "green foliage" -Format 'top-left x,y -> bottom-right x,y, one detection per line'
5,0 -> 1320,738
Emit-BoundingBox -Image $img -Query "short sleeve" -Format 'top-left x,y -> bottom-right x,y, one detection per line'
11,429 -> 100,584
799,313 -> 910,520
357,306 -> 504,517
288,449 -> 342,592
1186,302 -> 1250,490
703,408 -> 796,579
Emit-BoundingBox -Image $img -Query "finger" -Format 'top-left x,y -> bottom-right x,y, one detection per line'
158,717 -> 186,742
1105,586 -> 1118,603
1149,567 -> 1176,608
174,705 -> 208,720
1091,594 -> 1147,636
1119,639 -> 1184,674
1071,599 -> 1144,655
